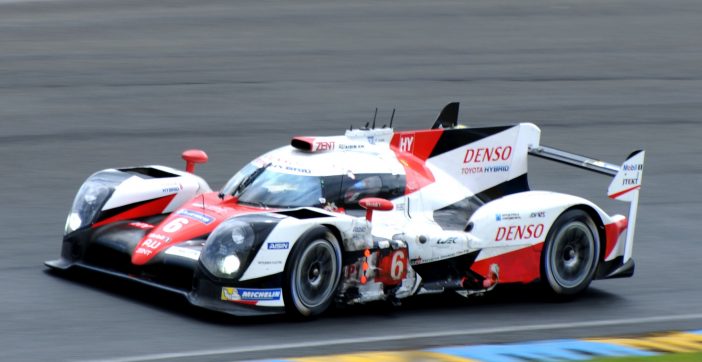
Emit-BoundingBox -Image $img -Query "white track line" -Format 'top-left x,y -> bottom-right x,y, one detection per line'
81,313 -> 702,362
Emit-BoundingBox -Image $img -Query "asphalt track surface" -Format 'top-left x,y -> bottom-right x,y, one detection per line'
1,0 -> 701,361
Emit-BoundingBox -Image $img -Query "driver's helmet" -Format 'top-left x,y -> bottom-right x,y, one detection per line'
344,176 -> 382,203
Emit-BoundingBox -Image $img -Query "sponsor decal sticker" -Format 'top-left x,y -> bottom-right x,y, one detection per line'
176,209 -> 214,224
463,146 -> 512,163
399,135 -> 415,153
142,239 -> 161,249
270,163 -> 312,174
529,211 -> 546,218
135,248 -> 152,256
267,242 -> 289,250
314,141 -> 335,151
495,224 -> 544,241
461,146 -> 512,175
338,144 -> 365,150
165,246 -> 201,260
496,212 -> 521,221
622,177 -> 639,186
221,287 -> 282,302
128,222 -> 154,230
147,233 -> 171,242
436,237 -> 457,245
257,260 -> 283,265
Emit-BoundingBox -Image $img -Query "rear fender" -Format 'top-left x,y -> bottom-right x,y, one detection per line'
468,191 -> 611,252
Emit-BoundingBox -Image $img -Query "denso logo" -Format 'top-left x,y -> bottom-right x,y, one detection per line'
464,146 -> 512,163
495,224 -> 544,241
314,141 -> 335,151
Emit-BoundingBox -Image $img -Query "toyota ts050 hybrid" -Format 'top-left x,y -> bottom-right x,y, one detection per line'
46,103 -> 645,317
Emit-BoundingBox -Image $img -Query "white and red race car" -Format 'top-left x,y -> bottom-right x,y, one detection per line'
46,103 -> 645,317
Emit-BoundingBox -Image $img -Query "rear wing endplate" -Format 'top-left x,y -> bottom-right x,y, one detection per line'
529,146 -> 645,262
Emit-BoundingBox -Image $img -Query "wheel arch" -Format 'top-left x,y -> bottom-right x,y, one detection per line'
562,204 -> 607,263
321,223 -> 345,252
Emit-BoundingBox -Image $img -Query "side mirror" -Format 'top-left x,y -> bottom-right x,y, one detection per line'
182,149 -> 208,173
359,197 -> 394,222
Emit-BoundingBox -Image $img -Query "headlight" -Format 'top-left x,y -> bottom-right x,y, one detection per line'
220,255 -> 241,275
64,171 -> 122,235
200,219 -> 255,279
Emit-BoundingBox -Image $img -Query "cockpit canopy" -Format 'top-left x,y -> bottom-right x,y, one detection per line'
221,158 -> 406,211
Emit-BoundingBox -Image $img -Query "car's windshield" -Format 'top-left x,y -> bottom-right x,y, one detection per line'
221,164 -> 324,208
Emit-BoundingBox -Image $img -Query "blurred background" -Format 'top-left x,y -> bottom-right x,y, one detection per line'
1,0 -> 700,361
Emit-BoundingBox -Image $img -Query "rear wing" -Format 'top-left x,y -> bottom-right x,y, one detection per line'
529,146 -> 645,262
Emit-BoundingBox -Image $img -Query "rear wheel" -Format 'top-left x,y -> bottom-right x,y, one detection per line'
284,226 -> 341,317
542,209 -> 600,296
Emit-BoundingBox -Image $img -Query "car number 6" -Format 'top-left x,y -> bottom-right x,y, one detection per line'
390,250 -> 406,280
163,217 -> 189,233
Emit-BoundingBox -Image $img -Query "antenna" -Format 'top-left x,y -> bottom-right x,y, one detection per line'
364,122 -> 369,129
389,108 -> 396,128
371,108 -> 378,129
349,124 -> 353,131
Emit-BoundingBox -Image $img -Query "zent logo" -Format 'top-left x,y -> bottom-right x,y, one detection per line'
399,135 -> 415,153
314,141 -> 335,151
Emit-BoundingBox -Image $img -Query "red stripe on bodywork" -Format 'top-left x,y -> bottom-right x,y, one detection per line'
132,193 -> 267,265
608,185 -> 640,199
470,244 -> 543,284
390,130 -> 442,193
394,152 -> 435,194
604,217 -> 628,259
93,194 -> 176,228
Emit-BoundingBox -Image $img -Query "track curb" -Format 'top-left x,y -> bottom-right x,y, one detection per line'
281,330 -> 702,362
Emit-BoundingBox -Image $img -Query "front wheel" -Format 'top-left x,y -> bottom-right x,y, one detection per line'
284,226 -> 342,317
542,209 -> 600,296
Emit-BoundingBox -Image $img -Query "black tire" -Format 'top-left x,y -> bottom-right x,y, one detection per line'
542,209 -> 600,296
283,226 -> 342,317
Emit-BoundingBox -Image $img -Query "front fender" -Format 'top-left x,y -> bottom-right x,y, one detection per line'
236,209 -> 356,281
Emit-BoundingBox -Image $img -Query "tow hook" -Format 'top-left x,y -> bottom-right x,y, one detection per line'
482,264 -> 500,289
